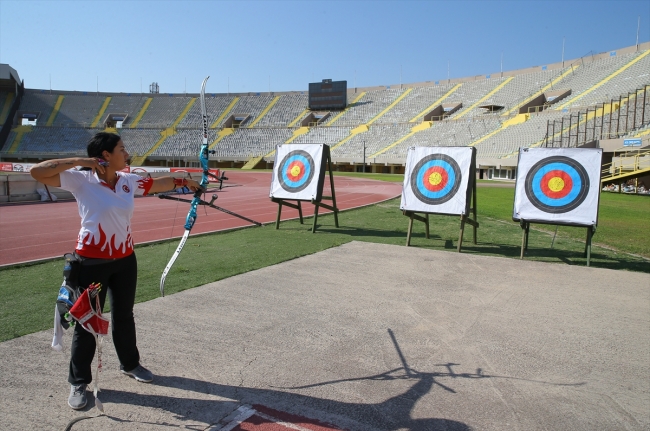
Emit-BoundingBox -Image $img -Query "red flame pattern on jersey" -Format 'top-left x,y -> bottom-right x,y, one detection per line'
77,223 -> 134,259
137,177 -> 153,195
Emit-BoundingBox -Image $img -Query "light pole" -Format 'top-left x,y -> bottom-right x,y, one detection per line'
362,141 -> 366,173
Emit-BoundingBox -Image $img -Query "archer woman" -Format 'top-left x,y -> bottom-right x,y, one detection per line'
30,132 -> 202,410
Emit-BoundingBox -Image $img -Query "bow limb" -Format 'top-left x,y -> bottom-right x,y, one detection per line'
160,76 -> 210,297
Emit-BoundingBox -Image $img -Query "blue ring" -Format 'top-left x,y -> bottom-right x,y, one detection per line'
415,160 -> 457,199
277,150 -> 316,193
409,153 -> 462,205
281,154 -> 312,188
524,156 -> 590,214
530,162 -> 582,207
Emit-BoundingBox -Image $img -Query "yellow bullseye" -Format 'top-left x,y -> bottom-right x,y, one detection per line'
428,172 -> 443,186
290,165 -> 301,177
548,177 -> 565,192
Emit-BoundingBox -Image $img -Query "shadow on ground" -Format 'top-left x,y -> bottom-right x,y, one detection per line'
82,330 -> 585,431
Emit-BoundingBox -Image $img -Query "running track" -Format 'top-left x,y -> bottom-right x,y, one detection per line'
0,172 -> 401,266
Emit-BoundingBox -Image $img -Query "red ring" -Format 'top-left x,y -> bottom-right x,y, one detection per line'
540,170 -> 573,199
286,160 -> 306,182
422,166 -> 448,192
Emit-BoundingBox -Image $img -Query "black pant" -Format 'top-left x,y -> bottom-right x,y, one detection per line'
68,252 -> 140,385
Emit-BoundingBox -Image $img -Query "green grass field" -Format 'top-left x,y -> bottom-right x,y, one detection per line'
0,185 -> 647,342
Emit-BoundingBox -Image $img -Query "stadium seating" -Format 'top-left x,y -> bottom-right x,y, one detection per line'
331,124 -> 412,159
380,117 -> 503,159
177,95 -> 237,128
376,84 -> 456,123
292,126 -> 353,146
253,93 -> 308,127
210,128 -> 293,159
552,52 -> 642,109
327,89 -> 403,126
3,45 -> 649,165
136,95 -> 194,127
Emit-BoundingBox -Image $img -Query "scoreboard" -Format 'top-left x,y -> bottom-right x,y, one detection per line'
308,79 -> 347,110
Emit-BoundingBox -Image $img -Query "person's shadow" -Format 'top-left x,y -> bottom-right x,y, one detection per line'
96,329 -> 584,430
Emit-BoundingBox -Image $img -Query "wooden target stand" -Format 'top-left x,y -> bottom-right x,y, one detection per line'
403,172 -> 479,252
518,220 -> 596,266
272,151 -> 339,233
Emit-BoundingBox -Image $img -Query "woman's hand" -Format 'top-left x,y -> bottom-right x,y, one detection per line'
78,158 -> 106,175
185,179 -> 204,192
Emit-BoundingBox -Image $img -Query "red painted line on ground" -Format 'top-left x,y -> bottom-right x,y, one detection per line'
0,172 -> 401,266
253,404 -> 344,431
221,405 -> 344,431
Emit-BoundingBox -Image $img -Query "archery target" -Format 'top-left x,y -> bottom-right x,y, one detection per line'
277,150 -> 315,193
270,144 -> 327,201
401,146 -> 474,215
513,148 -> 602,226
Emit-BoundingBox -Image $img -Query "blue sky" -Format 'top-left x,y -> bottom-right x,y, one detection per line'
1,0 -> 648,94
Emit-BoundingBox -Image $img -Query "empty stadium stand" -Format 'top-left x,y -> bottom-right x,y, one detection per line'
1,42 -> 649,176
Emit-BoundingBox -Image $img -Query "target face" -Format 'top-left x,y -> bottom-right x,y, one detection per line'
401,146 -> 474,215
524,156 -> 589,213
277,150 -> 315,193
410,154 -> 462,205
513,147 -> 603,226
270,144 -> 327,201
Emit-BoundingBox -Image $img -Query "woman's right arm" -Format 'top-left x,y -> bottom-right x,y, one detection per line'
30,158 -> 105,187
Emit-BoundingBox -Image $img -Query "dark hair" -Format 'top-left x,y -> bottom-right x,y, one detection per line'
87,132 -> 121,158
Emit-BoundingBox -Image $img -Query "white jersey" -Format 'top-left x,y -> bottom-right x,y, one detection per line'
59,170 -> 153,259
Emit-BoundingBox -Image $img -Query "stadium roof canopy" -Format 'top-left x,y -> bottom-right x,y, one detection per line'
0,64 -> 21,91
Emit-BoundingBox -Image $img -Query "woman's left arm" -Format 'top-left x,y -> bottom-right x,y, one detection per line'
148,177 -> 203,195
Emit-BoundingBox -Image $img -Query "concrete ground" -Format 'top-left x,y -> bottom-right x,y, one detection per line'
1,241 -> 648,431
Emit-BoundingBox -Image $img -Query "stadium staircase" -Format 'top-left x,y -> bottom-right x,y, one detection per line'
331,88 -> 414,152
208,127 -> 235,150
288,109 -> 309,127
326,92 -> 366,126
503,67 -> 576,116
211,97 -> 239,128
241,155 -> 265,170
369,121 -> 433,158
556,49 -> 650,110
601,148 -> 650,184
1,93 -> 14,124
91,97 -> 112,128
367,84 -> 465,157
247,96 -> 280,128
467,114 -> 527,148
5,125 -> 32,153
455,77 -> 514,119
129,98 -> 196,166
409,84 -> 462,122
46,95 -> 65,126
129,98 -> 152,128
256,126 -> 310,161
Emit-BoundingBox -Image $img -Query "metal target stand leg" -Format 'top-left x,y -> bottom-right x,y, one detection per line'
520,220 -> 530,259
310,151 -> 339,233
272,199 -> 304,229
520,220 -> 595,267
584,226 -> 595,267
458,215 -> 466,252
